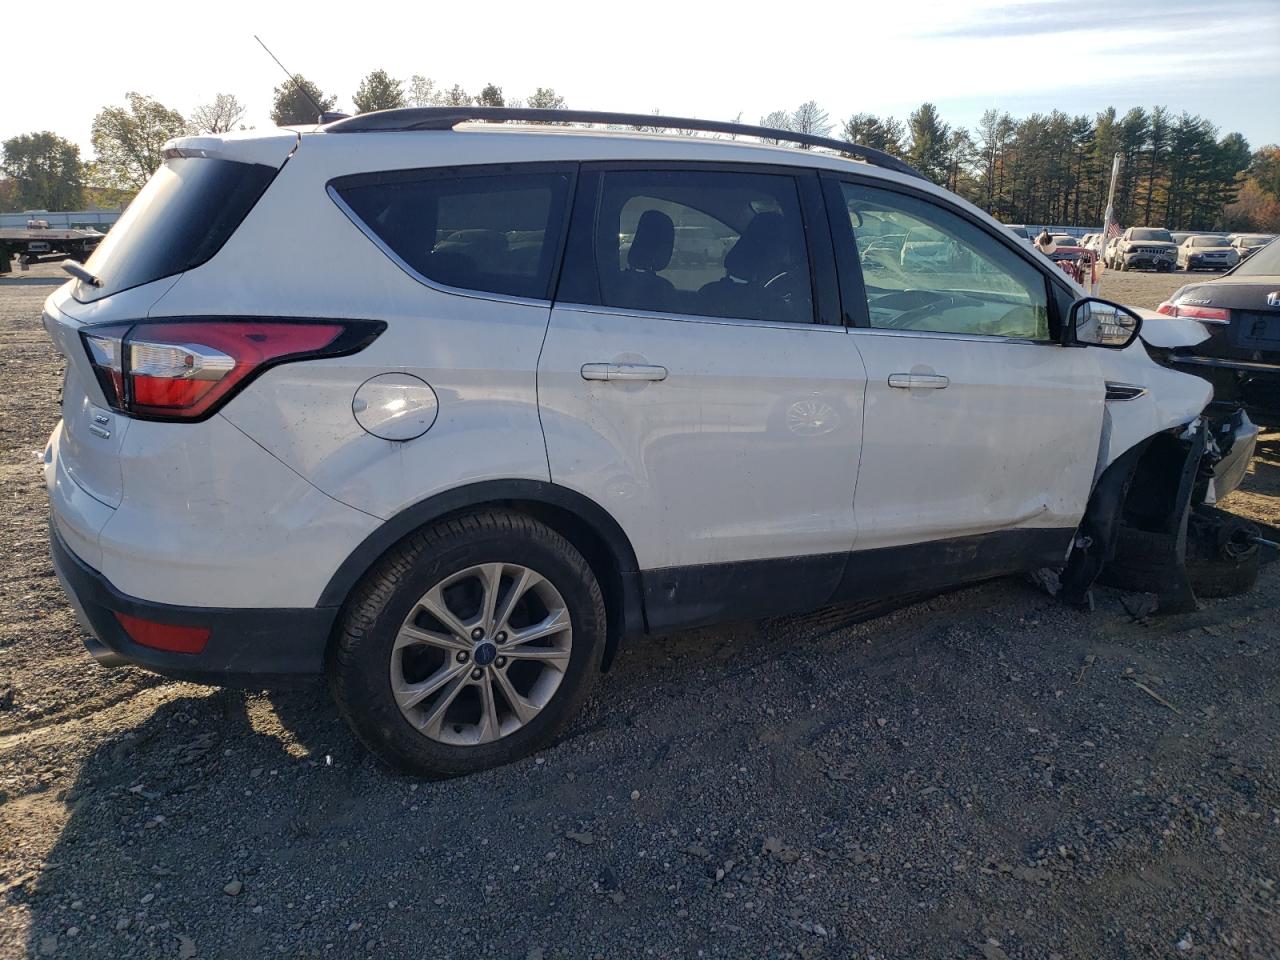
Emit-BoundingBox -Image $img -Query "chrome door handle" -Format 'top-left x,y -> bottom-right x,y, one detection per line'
581,363 -> 668,382
888,373 -> 949,389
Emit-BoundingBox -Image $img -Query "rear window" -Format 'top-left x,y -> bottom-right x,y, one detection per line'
78,157 -> 276,301
331,166 -> 573,300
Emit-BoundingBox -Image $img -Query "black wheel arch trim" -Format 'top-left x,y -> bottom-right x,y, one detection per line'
317,479 -> 647,650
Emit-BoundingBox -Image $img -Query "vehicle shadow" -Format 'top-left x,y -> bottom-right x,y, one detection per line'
21,556 -> 1280,957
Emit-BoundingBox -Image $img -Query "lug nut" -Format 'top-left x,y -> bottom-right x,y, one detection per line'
495,656 -> 507,668
471,627 -> 484,641
470,668 -> 483,681
456,651 -> 469,663
495,632 -> 508,644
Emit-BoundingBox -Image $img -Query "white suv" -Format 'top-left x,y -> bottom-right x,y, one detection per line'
43,109 -> 1258,777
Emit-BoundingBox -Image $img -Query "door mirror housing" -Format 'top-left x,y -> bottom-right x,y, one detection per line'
1065,297 -> 1142,348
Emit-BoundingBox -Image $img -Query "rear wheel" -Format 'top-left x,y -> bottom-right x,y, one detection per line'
328,511 -> 606,777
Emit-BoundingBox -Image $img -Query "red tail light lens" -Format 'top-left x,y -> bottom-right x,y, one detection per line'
80,318 -> 383,421
1167,304 -> 1231,324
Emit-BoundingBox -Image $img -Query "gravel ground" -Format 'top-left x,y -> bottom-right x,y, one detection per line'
2,264 -> 1278,960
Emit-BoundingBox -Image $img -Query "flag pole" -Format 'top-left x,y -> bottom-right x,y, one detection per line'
1096,152 -> 1122,294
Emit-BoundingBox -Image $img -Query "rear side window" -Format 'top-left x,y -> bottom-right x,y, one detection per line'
79,157 -> 276,301
332,167 -> 573,300
559,168 -> 815,324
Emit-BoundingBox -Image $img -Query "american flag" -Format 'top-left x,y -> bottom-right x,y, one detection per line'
1104,215 -> 1122,238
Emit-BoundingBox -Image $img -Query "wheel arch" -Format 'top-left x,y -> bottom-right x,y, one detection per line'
318,480 -> 646,669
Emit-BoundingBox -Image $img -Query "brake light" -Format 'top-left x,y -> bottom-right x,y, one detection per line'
1165,304 -> 1231,324
80,319 -> 383,421
1156,301 -> 1176,316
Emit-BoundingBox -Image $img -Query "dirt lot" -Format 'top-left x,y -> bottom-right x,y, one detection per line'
1,264 -> 1278,960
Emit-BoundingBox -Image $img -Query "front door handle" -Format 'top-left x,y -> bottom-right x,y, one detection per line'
581,363 -> 668,382
888,373 -> 949,390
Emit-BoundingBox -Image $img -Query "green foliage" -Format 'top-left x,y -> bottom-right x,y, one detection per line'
842,114 -> 905,156
525,87 -> 566,110
270,75 -> 337,126
353,70 -> 406,114
906,103 -> 950,182
2,131 -> 85,210
90,93 -> 186,191
477,84 -> 504,108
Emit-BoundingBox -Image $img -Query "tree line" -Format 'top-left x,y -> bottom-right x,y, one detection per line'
3,75 -> 1277,233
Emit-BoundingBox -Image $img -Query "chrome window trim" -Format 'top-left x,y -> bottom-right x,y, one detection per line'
850,326 -> 1047,346
555,302 -> 846,333
326,184 -> 555,309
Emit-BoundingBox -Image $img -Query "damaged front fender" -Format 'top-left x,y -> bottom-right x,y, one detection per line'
1060,413 -> 1262,612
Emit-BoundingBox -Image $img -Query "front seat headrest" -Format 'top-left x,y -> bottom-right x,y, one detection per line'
724,212 -> 787,282
627,209 -> 675,273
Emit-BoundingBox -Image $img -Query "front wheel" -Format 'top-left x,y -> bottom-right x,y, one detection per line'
328,511 -> 607,777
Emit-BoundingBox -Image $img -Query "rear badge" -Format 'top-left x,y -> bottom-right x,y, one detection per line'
1267,291 -> 1280,308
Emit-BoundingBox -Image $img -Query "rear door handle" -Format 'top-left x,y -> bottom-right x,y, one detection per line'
888,373 -> 949,390
581,363 -> 668,382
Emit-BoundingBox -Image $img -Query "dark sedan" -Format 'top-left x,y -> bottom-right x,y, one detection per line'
1157,238 -> 1280,410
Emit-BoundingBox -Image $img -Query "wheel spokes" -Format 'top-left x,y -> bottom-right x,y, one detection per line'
395,622 -> 469,653
492,667 -> 539,725
394,661 -> 467,711
503,645 -> 570,667
506,608 -> 571,647
392,561 -> 573,745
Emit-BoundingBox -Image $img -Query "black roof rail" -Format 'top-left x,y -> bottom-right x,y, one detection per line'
322,107 -> 927,181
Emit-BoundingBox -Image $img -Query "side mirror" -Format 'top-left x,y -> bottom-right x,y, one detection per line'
1065,297 -> 1142,349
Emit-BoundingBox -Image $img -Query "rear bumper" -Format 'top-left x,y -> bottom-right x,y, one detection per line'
51,520 -> 335,686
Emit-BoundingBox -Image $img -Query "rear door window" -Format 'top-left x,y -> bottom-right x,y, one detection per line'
559,168 -> 815,324
78,157 -> 276,301
332,165 -> 574,300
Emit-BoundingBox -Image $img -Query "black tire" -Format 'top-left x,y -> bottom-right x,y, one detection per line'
1101,515 -> 1261,600
327,510 -> 607,778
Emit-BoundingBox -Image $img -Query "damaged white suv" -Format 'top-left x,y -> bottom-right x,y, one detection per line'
43,109 -> 1260,777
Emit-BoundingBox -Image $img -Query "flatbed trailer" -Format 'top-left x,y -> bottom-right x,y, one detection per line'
0,225 -> 103,274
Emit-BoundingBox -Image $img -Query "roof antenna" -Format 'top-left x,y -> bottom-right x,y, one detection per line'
254,35 -> 332,123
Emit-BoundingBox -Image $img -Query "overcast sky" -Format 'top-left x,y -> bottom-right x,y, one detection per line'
6,0 -> 1278,154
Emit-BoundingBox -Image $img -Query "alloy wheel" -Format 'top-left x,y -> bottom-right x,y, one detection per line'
390,563 -> 572,745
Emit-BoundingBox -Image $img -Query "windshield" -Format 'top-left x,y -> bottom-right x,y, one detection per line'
1241,235 -> 1272,246
1193,236 -> 1229,247
1051,235 -> 1077,245
1233,237 -> 1280,276
79,156 -> 276,301
1130,228 -> 1173,242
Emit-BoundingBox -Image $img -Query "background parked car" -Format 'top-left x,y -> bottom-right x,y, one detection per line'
1157,236 -> 1280,411
1113,227 -> 1178,272
1171,231 -> 1193,246
1232,234 -> 1275,260
1177,234 -> 1240,271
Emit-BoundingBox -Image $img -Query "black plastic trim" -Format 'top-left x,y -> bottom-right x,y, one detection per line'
51,521 -> 334,686
640,527 -> 1075,634
322,108 -> 928,181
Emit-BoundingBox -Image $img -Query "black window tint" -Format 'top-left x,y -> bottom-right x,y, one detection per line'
335,168 -> 572,299
568,169 -> 814,324
79,157 -> 276,302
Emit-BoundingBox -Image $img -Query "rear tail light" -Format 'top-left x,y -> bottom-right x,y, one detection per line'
1159,304 -> 1231,324
80,318 -> 384,421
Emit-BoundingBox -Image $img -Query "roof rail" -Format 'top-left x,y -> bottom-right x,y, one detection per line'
322,107 -> 927,181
